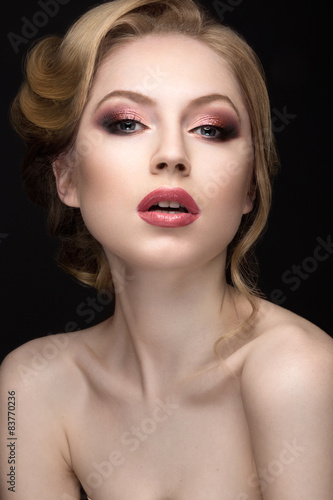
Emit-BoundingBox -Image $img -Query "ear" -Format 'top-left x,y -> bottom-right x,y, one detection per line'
52,154 -> 80,208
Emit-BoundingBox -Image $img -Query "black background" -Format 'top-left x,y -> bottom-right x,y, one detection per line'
1,0 -> 332,362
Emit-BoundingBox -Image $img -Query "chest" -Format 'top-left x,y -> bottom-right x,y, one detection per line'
68,380 -> 262,500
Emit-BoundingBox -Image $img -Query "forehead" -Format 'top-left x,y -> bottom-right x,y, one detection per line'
90,34 -> 246,111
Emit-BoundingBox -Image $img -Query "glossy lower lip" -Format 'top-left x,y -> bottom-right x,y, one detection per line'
137,187 -> 200,228
138,211 -> 200,227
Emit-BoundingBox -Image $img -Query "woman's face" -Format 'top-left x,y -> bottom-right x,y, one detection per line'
58,35 -> 254,271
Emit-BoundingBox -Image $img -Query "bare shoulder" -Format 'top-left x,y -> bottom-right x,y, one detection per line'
0,324 -> 110,410
243,298 -> 333,382
0,332 -> 81,390
0,332 -> 89,498
240,299 -> 333,497
0,332 -> 82,453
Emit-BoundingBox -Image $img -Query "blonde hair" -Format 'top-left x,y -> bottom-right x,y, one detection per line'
11,0 -> 279,336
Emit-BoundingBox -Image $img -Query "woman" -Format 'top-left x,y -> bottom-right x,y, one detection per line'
1,0 -> 332,498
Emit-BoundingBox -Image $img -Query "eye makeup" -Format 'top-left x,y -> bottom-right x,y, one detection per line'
97,107 -> 148,135
95,103 -> 240,141
189,111 -> 240,141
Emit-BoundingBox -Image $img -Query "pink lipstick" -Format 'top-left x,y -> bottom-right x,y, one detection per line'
137,187 -> 200,228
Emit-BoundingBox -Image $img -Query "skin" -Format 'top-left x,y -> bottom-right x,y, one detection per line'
1,35 -> 333,500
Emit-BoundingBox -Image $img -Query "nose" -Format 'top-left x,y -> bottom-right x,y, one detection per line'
149,126 -> 191,176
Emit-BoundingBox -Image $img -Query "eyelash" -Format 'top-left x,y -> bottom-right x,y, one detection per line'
99,114 -> 238,142
189,124 -> 237,141
100,114 -> 147,135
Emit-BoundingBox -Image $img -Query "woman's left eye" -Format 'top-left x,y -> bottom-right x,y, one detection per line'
101,118 -> 147,134
190,124 -> 235,140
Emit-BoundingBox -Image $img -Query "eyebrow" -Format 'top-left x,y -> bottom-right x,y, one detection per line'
95,90 -> 157,111
95,90 -> 240,119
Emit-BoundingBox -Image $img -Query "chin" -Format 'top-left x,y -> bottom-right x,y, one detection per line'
105,241 -> 227,275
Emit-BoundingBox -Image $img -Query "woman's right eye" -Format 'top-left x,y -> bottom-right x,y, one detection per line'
101,118 -> 147,135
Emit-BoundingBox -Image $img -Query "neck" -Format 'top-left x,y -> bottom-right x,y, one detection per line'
102,255 -> 245,398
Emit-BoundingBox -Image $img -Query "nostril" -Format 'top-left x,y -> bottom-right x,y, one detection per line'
154,162 -> 187,172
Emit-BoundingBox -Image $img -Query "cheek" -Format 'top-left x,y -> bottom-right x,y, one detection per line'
193,143 -> 253,214
74,148 -> 132,239
192,145 -> 254,255
75,139 -> 133,199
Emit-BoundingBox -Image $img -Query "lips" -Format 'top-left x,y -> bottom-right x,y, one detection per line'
137,187 -> 200,228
